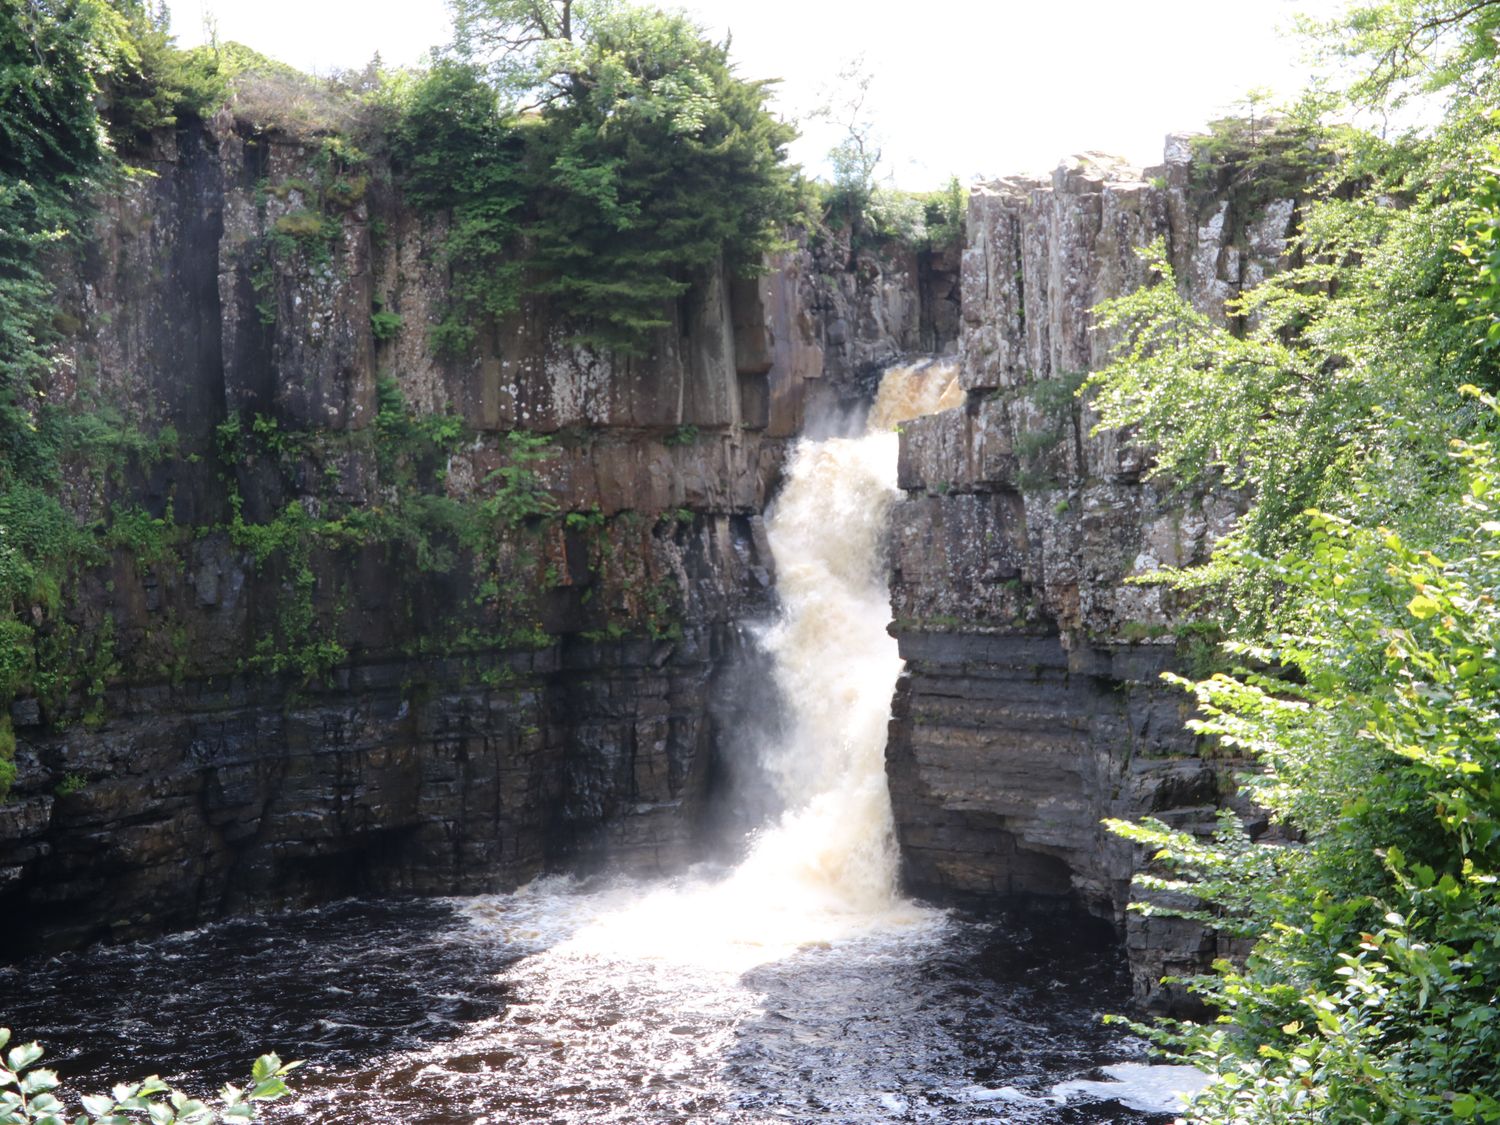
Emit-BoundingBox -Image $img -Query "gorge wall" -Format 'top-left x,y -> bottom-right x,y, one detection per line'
0,111 -> 953,956
0,101 -> 1289,1016
885,141 -> 1299,1009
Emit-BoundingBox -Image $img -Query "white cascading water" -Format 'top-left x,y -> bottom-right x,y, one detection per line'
283,361 -> 973,1121
484,358 -> 967,968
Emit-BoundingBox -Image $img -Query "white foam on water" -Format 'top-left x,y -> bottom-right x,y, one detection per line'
461,360 -> 965,972
1053,1062 -> 1213,1114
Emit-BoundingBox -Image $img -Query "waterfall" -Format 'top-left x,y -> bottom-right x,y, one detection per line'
18,360 -> 1180,1125
731,359 -> 965,917
471,359 -> 963,970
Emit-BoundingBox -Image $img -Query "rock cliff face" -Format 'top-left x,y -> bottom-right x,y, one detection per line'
0,115 -> 950,957
885,142 -> 1298,1010
1,106 -> 1288,1004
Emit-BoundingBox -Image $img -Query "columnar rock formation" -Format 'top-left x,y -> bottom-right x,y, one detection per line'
0,107 -> 1291,1011
885,142 -> 1299,1009
0,114 -> 951,956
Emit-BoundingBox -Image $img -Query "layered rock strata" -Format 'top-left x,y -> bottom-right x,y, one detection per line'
0,115 -> 952,956
885,143 -> 1298,1010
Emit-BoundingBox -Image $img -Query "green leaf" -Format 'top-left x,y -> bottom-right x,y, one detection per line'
249,1056 -> 279,1083
248,1078 -> 288,1101
1453,1093 -> 1478,1119
80,1094 -> 116,1117
1407,594 -> 1442,619
6,1045 -> 43,1074
22,1070 -> 60,1095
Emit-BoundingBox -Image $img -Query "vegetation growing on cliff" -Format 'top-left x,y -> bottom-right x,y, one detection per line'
806,56 -> 967,252
1087,2 -> 1500,1120
0,0 -> 745,799
1,3 -> 307,792
0,0 -> 176,793
385,0 -> 797,354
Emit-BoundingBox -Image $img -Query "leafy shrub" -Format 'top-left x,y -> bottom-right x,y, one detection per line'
0,1028 -> 298,1123
387,60 -> 526,355
1087,12 -> 1500,1120
398,2 -> 796,356
1111,394 -> 1500,1122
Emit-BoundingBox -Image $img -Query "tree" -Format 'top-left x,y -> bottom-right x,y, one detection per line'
403,0 -> 796,354
808,55 -> 882,222
450,0 -> 597,109
519,3 -> 795,349
1300,0 -> 1500,107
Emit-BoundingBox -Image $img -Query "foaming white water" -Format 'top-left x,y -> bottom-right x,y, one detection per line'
465,361 -> 962,972
868,359 -> 963,432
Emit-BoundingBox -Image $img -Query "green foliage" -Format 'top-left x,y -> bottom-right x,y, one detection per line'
53,772 -> 86,797
0,720 -> 15,801
1,0 -> 123,444
922,176 -> 967,248
214,386 -> 567,682
1187,112 -> 1334,221
0,1027 -> 298,1123
512,4 -> 796,352
808,55 -> 881,225
369,309 -> 402,343
1086,103 -> 1500,618
387,60 -> 526,355
482,432 -> 557,526
1455,137 -> 1500,351
1009,371 -> 1087,492
1113,402 -> 1500,1122
832,177 -> 967,251
0,2 -> 217,778
1300,0 -> 1500,108
1092,11 -> 1500,1119
398,1 -> 796,355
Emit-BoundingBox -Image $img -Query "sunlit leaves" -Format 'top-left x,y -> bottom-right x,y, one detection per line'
0,1036 -> 296,1125
1111,408 -> 1500,1123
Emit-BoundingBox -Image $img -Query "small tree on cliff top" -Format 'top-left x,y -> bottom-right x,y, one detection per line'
432,0 -> 796,354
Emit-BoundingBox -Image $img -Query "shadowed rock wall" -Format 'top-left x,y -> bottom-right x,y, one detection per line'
885,142 -> 1298,1010
0,115 -> 955,957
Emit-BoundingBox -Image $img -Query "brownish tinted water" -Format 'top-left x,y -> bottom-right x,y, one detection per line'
2,889 -> 1173,1123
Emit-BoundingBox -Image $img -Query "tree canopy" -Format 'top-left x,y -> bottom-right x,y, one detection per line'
392,0 -> 797,354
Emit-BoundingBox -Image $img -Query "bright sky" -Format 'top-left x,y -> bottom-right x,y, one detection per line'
170,0 -> 1340,188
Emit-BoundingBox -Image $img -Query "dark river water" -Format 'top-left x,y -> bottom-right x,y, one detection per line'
3,376 -> 1208,1122
0,881 -> 1189,1124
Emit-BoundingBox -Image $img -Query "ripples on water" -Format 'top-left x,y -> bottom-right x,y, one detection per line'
1,365 -> 1196,1122
1,884 -> 1173,1124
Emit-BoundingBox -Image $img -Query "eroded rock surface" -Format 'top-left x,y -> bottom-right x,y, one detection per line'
886,142 -> 1299,1010
0,117 -> 955,956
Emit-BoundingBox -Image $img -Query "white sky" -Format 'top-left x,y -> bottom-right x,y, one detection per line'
170,0 -> 1340,189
